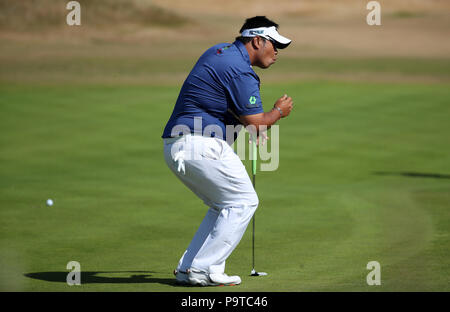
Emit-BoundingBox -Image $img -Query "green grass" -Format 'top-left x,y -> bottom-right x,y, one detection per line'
274,58 -> 450,77
2,52 -> 449,84
0,80 -> 449,291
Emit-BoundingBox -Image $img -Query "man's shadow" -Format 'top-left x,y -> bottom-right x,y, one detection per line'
24,271 -> 179,287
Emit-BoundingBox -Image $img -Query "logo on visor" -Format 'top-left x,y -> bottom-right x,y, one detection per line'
249,96 -> 257,105
250,30 -> 264,35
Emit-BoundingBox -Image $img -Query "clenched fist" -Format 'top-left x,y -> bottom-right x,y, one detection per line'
274,94 -> 293,118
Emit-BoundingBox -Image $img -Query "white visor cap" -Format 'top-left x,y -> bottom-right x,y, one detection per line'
241,26 -> 291,49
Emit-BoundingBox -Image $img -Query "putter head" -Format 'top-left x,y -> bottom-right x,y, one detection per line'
250,269 -> 268,276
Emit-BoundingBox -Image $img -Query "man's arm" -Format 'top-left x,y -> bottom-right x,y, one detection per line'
239,94 -> 293,130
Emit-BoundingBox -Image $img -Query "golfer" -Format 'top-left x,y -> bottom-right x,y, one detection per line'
162,16 -> 293,286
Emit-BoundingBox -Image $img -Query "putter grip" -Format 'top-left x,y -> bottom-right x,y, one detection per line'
252,135 -> 257,175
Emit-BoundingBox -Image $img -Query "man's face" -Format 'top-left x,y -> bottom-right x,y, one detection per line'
256,38 -> 278,68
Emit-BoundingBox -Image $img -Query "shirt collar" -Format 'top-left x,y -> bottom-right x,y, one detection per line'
233,40 -> 251,66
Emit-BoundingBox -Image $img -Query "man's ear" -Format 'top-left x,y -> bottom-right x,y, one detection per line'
251,36 -> 262,50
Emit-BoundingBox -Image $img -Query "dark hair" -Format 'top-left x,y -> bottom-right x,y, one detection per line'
235,16 -> 279,43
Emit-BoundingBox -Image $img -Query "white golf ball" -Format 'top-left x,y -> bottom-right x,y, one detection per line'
46,199 -> 54,206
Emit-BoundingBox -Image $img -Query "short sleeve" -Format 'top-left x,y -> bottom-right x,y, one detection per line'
225,73 -> 264,116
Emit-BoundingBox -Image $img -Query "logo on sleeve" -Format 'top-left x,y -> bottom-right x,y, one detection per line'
249,96 -> 257,105
216,45 -> 232,55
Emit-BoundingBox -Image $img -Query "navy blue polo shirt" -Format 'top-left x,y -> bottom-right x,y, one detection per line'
161,40 -> 264,142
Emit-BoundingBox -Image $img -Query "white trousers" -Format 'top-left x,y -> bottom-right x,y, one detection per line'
163,134 -> 258,274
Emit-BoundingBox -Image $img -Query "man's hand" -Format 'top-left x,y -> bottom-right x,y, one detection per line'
239,94 -> 294,129
274,94 -> 293,118
249,130 -> 269,146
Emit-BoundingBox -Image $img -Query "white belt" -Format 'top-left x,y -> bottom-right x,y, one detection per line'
163,136 -> 185,145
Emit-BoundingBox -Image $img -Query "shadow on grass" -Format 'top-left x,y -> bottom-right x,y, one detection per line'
374,171 -> 450,179
24,271 -> 180,287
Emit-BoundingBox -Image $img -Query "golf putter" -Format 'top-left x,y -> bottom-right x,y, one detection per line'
250,133 -> 268,277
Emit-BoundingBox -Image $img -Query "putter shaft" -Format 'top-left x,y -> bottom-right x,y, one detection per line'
252,135 -> 257,272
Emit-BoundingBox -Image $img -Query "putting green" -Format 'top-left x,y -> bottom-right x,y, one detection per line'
0,81 -> 448,291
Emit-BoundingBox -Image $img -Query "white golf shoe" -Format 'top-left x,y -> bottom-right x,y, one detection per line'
173,269 -> 189,285
188,269 -> 241,286
209,273 -> 241,286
